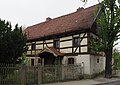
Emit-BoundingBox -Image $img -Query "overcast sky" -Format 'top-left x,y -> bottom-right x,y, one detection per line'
0,0 -> 99,27
0,0 -> 120,48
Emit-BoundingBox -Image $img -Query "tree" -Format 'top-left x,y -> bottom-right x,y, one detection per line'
91,0 -> 120,78
113,49 -> 120,70
0,19 -> 27,64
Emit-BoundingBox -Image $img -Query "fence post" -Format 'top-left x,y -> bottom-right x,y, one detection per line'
38,64 -> 42,85
81,62 -> 84,75
19,65 -> 26,85
61,65 -> 64,81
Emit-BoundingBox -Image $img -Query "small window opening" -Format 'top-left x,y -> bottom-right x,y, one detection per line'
31,43 -> 36,50
97,58 -> 99,63
38,58 -> 41,63
73,37 -> 80,47
68,58 -> 74,64
31,59 -> 34,66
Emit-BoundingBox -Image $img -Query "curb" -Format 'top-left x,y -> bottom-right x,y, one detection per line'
94,79 -> 120,85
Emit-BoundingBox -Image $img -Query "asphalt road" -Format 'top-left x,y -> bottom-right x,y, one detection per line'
102,81 -> 120,85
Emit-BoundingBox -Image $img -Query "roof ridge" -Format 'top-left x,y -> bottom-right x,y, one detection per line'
26,4 -> 98,29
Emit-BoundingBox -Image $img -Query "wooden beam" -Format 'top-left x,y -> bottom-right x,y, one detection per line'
87,32 -> 90,53
73,32 -> 87,53
35,41 -> 36,56
72,35 -> 74,53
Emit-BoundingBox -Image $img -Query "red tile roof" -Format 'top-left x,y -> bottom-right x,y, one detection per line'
48,47 -> 63,56
39,47 -> 63,56
24,5 -> 98,41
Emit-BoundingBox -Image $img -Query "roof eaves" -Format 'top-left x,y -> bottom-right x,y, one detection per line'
27,27 -> 89,42
90,5 -> 101,29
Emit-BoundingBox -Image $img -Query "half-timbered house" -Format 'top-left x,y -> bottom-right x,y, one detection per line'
24,4 -> 105,76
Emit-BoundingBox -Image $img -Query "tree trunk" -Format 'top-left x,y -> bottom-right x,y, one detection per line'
105,48 -> 112,78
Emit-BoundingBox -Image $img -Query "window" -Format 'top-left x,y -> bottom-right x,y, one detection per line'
53,39 -> 60,48
31,59 -> 34,66
38,58 -> 41,63
31,43 -> 36,50
97,58 -> 99,63
68,58 -> 74,64
73,37 -> 80,47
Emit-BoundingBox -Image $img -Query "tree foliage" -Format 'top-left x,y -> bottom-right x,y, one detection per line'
94,0 -> 120,50
91,0 -> 120,78
113,51 -> 120,70
0,19 -> 27,64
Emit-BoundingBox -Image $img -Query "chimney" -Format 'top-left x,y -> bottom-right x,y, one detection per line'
77,7 -> 84,11
46,17 -> 52,21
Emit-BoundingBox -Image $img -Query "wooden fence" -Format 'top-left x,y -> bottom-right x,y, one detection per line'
42,64 -> 84,83
0,63 -> 84,85
0,64 -> 40,85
